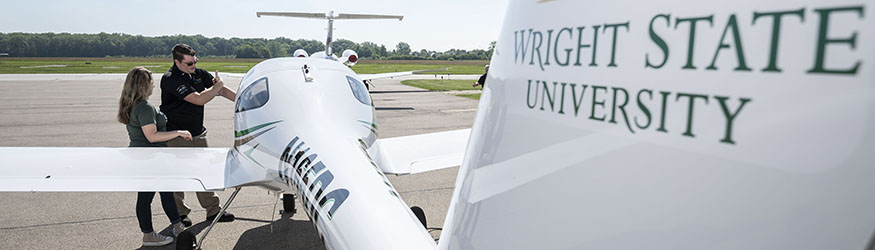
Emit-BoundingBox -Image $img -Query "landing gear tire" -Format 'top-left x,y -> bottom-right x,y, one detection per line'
282,193 -> 297,214
411,206 -> 427,228
175,230 -> 197,250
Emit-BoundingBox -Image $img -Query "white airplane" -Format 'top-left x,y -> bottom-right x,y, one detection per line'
3,0 -> 875,249
0,11 -> 462,250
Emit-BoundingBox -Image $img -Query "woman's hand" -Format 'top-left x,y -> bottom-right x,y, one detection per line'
178,130 -> 193,141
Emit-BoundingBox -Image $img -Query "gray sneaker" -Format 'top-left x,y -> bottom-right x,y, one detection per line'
172,222 -> 185,237
142,232 -> 173,247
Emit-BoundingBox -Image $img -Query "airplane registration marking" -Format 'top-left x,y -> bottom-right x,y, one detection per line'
279,137 -> 350,223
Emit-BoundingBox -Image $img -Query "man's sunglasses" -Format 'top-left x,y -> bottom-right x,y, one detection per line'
181,59 -> 198,66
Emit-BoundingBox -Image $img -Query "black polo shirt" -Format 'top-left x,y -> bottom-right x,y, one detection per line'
159,64 -> 214,136
477,73 -> 487,87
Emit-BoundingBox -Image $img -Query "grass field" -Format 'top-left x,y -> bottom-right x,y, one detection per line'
0,58 -> 489,75
400,79 -> 483,100
400,79 -> 482,91
455,94 -> 481,100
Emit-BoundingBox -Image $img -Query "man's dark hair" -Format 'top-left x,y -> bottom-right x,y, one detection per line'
172,44 -> 196,62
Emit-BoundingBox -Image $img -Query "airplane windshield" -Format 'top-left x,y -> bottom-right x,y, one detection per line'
346,76 -> 371,106
235,77 -> 269,112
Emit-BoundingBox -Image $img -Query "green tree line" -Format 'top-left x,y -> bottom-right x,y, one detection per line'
0,32 -> 493,60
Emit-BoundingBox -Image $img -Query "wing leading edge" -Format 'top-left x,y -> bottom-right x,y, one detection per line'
359,68 -> 448,82
0,147 -> 228,192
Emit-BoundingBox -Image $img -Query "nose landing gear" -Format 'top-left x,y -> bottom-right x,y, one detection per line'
281,193 -> 297,215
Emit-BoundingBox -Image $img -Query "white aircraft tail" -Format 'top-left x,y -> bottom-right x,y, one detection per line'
256,11 -> 403,56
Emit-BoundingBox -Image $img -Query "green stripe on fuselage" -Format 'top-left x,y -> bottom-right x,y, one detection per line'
235,120 -> 283,137
235,127 -> 276,147
357,120 -> 377,130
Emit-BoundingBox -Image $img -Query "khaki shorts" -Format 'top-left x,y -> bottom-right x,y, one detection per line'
167,129 -> 220,216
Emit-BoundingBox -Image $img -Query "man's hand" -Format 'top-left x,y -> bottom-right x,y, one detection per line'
472,82 -> 479,87
213,70 -> 225,89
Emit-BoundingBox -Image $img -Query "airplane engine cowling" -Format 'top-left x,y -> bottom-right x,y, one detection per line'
293,49 -> 309,58
342,49 -> 358,66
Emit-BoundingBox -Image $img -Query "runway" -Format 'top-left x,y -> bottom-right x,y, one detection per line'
0,73 -> 480,249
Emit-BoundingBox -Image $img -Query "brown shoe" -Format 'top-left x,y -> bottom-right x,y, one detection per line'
206,212 -> 235,222
179,214 -> 192,227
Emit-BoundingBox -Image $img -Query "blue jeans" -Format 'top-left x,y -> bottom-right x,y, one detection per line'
136,192 -> 182,233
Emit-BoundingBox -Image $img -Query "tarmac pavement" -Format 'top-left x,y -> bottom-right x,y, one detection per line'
0,73 -> 480,249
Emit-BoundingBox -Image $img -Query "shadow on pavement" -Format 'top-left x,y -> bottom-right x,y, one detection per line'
233,214 -> 325,250
134,213 -> 324,250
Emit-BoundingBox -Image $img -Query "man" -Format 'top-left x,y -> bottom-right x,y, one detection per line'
472,64 -> 489,88
160,44 -> 237,226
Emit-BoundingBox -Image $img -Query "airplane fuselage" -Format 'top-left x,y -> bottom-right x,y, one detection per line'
225,58 -> 435,249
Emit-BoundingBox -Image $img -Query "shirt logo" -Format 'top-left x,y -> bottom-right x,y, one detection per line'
176,85 -> 190,95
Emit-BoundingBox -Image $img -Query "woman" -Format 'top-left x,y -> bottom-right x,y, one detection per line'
117,66 -> 192,247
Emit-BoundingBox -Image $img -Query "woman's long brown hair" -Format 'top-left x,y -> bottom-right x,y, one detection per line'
117,66 -> 153,124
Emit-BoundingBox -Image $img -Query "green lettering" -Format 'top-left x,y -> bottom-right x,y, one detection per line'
675,15 -> 714,69
715,96 -> 751,144
590,85 -> 607,121
635,89 -> 653,129
603,22 -> 630,67
808,6 -> 863,75
676,93 -> 709,138
574,26 -> 590,66
646,14 -> 671,69
526,79 -> 538,109
540,81 -> 558,111
656,91 -> 671,133
529,31 -> 545,71
544,29 -> 554,66
570,83 -> 589,117
707,14 -> 752,71
752,9 -> 805,72
514,29 -> 531,64
558,82 -> 568,114
555,27 -> 574,66
609,87 -> 634,133
589,25 -> 601,66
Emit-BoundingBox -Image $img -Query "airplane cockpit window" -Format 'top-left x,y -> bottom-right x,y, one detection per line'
235,77 -> 269,112
346,76 -> 371,106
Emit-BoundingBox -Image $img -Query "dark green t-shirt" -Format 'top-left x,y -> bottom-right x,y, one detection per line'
126,101 -> 168,147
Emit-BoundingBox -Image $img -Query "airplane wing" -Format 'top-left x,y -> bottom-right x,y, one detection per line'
358,68 -> 448,82
372,128 -> 470,175
358,71 -> 417,81
225,69 -> 445,82
0,147 -> 228,192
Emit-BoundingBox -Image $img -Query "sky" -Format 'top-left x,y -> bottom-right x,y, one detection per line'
1,0 -> 508,52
